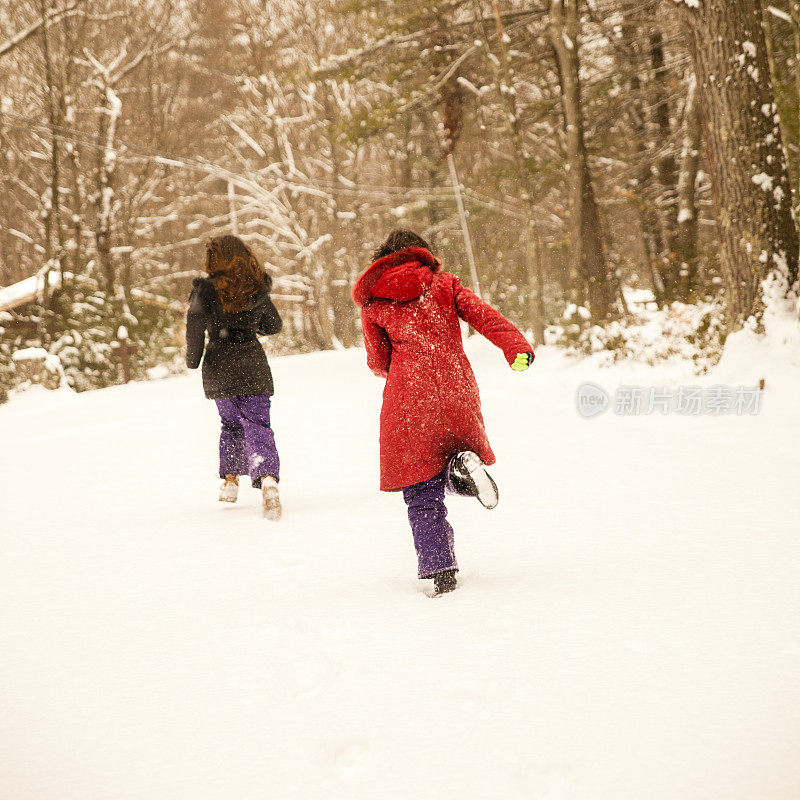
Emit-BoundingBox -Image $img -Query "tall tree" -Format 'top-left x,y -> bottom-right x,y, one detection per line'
673,0 -> 799,325
549,0 -> 615,320
674,72 -> 702,286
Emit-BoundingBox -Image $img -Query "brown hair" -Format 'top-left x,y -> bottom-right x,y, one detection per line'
372,228 -> 432,262
204,235 -> 271,313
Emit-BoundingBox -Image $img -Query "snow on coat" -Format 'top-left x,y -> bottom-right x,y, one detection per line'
352,246 -> 533,492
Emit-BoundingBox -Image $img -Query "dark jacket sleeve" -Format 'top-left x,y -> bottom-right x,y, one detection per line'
185,288 -> 207,369
257,297 -> 283,336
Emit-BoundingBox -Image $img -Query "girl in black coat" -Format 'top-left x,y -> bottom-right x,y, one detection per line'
186,235 -> 283,519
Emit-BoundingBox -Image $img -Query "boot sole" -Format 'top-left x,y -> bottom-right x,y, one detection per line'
426,584 -> 458,598
461,452 -> 499,510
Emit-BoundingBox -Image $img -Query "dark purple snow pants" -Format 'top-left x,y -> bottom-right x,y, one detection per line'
215,394 -> 279,488
402,470 -> 458,579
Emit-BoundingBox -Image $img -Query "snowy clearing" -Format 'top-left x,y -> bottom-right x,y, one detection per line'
1,339 -> 799,799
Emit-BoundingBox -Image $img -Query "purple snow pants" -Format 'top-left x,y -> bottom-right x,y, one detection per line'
402,470 -> 458,579
215,394 -> 279,489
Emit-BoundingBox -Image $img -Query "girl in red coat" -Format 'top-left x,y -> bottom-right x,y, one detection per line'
353,229 -> 533,595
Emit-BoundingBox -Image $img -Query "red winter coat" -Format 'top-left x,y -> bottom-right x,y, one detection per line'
352,246 -> 533,492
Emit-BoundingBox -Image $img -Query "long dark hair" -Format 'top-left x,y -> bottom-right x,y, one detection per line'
372,228 -> 432,262
204,234 -> 271,313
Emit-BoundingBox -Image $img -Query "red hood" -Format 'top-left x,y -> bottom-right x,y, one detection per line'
352,247 -> 443,306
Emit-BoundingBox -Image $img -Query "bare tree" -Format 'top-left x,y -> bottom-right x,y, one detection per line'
675,72 -> 702,287
550,0 -> 615,320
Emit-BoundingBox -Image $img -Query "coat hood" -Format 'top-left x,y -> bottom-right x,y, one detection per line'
352,247 -> 443,307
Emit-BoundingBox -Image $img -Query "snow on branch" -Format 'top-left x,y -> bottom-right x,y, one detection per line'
313,29 -> 436,78
456,76 -> 486,97
6,228 -> 46,254
224,118 -> 267,159
767,6 -> 794,25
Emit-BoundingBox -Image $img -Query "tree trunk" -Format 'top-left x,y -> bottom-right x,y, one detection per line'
675,0 -> 799,326
317,77 -> 354,347
310,272 -> 336,349
38,0 -> 67,344
550,0 -> 614,320
617,6 -> 666,302
761,5 -> 794,196
793,3 -> 800,219
94,82 -> 121,299
38,1 -> 65,260
675,72 -> 702,288
399,116 -> 413,190
480,0 -> 548,334
650,28 -> 679,267
527,234 -> 547,345
64,96 -> 85,287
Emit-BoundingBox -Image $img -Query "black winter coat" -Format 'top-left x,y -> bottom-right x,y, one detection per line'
185,276 -> 282,399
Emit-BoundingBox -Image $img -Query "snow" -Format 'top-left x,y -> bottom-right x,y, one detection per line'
715,275 -> 800,387
752,171 -> 774,192
746,65 -> 760,82
551,289 -> 727,372
11,346 -> 48,362
563,302 -> 590,321
0,270 -> 62,313
1,339 -> 800,799
768,5 -> 793,24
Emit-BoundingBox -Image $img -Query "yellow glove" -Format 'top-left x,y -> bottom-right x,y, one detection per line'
511,352 -> 532,372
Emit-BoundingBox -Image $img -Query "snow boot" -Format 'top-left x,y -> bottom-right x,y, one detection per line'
219,474 -> 239,503
432,569 -> 458,596
448,451 -> 499,509
261,475 -> 281,521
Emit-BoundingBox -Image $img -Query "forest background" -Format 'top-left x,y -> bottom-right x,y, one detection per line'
1,0 -> 798,395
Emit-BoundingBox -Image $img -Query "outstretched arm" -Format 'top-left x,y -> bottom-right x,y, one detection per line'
453,277 -> 534,368
185,289 -> 207,369
361,309 -> 392,378
257,297 -> 283,336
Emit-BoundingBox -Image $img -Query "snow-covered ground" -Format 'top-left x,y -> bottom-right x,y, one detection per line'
1,338 -> 799,799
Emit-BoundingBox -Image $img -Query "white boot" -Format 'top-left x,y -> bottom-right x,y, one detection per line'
261,475 -> 281,520
219,474 -> 239,503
